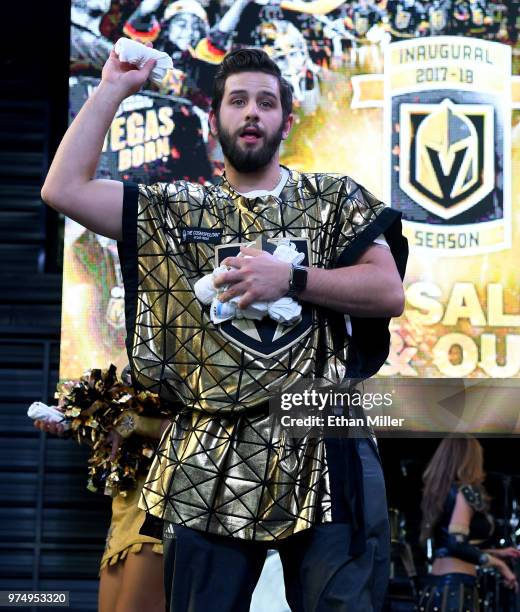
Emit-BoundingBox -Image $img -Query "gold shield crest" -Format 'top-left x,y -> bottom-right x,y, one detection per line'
214,238 -> 313,359
399,98 -> 494,219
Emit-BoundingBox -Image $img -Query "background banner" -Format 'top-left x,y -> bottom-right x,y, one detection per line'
62,0 -> 520,389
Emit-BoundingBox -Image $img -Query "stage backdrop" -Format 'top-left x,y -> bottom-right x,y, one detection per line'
62,1 -> 520,383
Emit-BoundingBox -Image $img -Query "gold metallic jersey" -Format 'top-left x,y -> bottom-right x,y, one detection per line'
119,167 -> 405,540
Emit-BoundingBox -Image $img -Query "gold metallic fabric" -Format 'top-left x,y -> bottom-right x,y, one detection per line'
100,476 -> 162,572
120,168 -> 398,540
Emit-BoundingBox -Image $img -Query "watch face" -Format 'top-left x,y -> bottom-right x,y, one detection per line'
292,266 -> 308,291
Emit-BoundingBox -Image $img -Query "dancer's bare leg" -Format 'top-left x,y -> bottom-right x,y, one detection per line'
115,545 -> 165,612
99,545 -> 164,612
98,560 -> 124,612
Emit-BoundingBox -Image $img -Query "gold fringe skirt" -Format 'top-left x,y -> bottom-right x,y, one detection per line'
99,475 -> 163,572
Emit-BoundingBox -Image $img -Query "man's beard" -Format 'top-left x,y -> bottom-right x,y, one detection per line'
216,116 -> 285,173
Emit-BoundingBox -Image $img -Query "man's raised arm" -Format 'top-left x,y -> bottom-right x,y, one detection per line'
41,50 -> 156,241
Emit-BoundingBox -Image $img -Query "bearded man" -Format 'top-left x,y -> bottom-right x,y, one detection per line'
42,46 -> 407,611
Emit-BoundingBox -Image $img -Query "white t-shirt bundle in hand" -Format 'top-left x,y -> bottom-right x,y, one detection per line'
27,402 -> 71,430
114,38 -> 173,86
194,241 -> 305,326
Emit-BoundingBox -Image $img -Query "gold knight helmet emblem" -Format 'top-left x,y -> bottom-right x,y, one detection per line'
399,97 -> 494,220
416,99 -> 478,202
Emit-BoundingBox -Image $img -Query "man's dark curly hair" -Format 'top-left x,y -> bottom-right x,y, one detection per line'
211,48 -> 293,121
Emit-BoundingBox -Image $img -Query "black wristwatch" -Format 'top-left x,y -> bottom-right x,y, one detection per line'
287,264 -> 308,298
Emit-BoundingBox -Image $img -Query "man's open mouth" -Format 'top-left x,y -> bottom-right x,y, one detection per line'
239,126 -> 262,143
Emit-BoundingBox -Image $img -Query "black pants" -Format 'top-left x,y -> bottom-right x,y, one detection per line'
162,439 -> 390,612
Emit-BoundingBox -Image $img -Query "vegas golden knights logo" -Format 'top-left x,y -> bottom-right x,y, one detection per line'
214,239 -> 313,358
399,99 -> 494,219
385,37 -> 511,254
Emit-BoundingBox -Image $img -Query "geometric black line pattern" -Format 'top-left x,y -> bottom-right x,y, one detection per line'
121,168 -> 395,540
142,410 -> 331,539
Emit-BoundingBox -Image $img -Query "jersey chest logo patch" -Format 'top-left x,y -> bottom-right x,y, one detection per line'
214,238 -> 313,358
